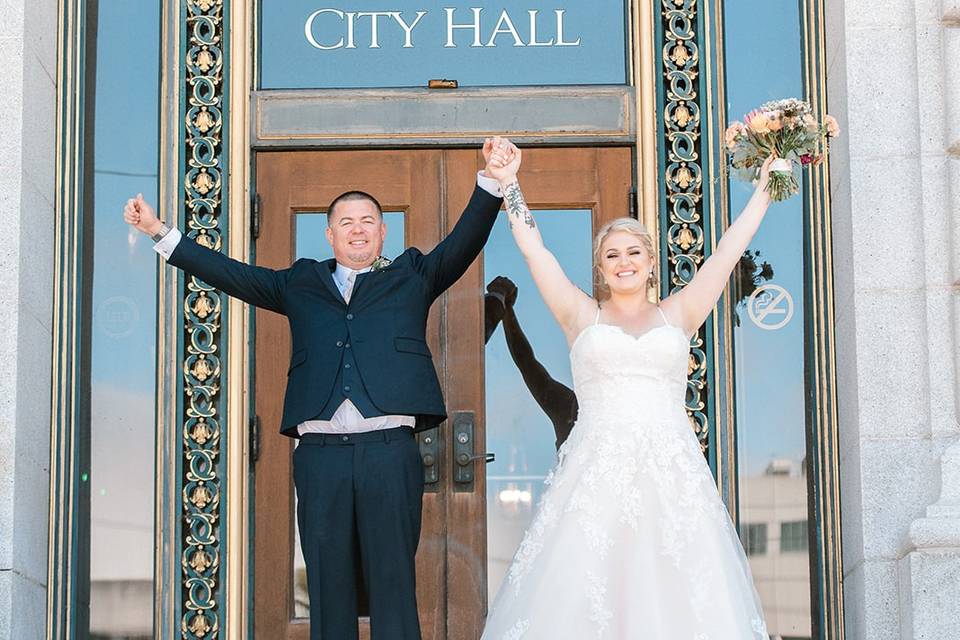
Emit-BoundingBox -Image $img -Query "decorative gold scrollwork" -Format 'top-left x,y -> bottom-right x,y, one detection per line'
181,0 -> 225,637
660,0 -> 711,453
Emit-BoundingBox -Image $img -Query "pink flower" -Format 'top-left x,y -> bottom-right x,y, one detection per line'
800,155 -> 813,165
747,111 -> 771,134
824,114 -> 840,138
725,122 -> 745,149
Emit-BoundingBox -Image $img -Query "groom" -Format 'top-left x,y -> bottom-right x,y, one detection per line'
123,141 -> 509,639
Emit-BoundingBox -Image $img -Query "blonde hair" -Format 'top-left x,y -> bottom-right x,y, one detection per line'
592,217 -> 658,300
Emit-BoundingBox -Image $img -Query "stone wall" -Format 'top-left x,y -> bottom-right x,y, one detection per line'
826,0 -> 960,637
0,0 -> 58,638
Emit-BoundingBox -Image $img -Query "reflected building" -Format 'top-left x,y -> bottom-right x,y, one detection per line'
741,459 -> 812,640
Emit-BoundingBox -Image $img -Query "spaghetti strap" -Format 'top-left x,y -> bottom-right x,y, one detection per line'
656,305 -> 672,328
595,305 -> 602,325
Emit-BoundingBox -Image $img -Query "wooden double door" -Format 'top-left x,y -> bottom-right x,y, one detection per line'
252,147 -> 631,639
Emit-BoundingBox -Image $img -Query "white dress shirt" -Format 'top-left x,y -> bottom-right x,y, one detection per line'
153,172 -> 503,434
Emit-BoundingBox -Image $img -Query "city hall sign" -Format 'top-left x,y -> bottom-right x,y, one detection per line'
260,1 -> 626,88
303,8 -> 582,50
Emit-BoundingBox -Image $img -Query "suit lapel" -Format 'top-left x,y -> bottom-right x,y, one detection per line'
316,259 -> 345,304
350,268 -> 383,304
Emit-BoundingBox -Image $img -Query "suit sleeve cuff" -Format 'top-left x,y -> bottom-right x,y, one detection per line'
476,172 -> 502,198
153,228 -> 183,260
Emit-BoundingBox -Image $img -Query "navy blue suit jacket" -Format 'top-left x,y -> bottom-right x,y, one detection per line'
167,186 -> 502,437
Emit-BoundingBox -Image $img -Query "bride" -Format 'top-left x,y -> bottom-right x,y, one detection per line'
481,141 -> 773,639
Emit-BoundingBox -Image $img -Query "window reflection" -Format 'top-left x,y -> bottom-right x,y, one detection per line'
87,1 -> 161,637
292,211 -> 405,618
483,210 -> 592,604
724,0 -> 813,637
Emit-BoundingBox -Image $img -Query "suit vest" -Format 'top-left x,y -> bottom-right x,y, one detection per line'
313,313 -> 383,420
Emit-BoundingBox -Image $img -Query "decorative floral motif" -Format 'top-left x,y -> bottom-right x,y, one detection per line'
586,572 -> 612,636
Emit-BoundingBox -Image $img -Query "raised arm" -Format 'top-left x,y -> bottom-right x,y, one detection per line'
668,156 -> 774,335
124,194 -> 289,314
417,139 -> 505,298
486,277 -> 577,450
487,143 -> 597,342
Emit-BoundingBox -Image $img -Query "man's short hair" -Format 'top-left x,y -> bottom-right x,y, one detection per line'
327,190 -> 383,225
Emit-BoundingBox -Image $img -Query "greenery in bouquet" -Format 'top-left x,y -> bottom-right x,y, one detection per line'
725,98 -> 840,201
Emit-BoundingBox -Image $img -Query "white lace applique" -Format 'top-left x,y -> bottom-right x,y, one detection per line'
586,572 -> 612,636
618,485 -> 645,531
752,617 -> 768,637
502,619 -> 529,640
578,516 -> 612,558
565,488 -> 592,514
507,491 -> 560,592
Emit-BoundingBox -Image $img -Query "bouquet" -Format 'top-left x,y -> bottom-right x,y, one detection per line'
725,98 -> 840,201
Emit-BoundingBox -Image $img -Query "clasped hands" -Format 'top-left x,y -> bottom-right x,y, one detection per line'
482,136 -> 522,186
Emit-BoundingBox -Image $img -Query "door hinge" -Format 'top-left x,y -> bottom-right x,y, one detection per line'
628,186 -> 638,219
250,414 -> 261,464
251,193 -> 262,240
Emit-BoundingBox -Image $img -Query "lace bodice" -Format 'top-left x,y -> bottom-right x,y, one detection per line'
570,318 -> 690,423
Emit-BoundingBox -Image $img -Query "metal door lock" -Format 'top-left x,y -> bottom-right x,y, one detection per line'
452,412 -> 495,486
419,428 -> 440,487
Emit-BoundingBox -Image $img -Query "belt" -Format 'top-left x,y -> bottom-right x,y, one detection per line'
298,426 -> 413,446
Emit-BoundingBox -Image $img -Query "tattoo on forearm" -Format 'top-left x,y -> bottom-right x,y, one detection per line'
503,181 -> 535,229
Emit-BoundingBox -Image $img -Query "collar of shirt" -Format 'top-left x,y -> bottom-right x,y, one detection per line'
333,262 -> 373,294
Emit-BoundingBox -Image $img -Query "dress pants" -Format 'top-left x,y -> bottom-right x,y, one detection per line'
293,427 -> 424,640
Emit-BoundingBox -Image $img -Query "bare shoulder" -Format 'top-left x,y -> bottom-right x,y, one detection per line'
563,294 -> 601,345
658,294 -> 695,337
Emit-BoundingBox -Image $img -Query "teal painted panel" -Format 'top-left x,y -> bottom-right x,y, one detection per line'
259,1 -> 628,88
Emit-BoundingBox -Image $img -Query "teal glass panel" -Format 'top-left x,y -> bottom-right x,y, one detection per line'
483,210 -> 592,603
291,210 -> 405,618
259,1 -> 627,89
87,0 -> 161,636
724,1 -> 813,637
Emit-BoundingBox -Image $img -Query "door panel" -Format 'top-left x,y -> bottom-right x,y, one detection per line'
254,150 -> 449,640
253,147 -> 632,639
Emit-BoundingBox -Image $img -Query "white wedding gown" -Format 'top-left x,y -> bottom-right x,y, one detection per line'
481,307 -> 768,639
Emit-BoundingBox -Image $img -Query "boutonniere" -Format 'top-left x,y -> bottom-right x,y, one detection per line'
371,256 -> 393,271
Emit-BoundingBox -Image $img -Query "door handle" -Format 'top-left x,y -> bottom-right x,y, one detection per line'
456,452 -> 496,466
418,427 -> 440,488
452,411 -> 494,486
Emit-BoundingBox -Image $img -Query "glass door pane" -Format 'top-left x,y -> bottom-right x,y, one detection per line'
483,210 -> 593,602
724,1 -> 814,636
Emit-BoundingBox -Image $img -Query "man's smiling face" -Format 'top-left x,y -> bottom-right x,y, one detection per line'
325,198 -> 387,269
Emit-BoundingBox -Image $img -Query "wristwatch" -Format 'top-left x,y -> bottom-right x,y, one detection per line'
151,223 -> 172,243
